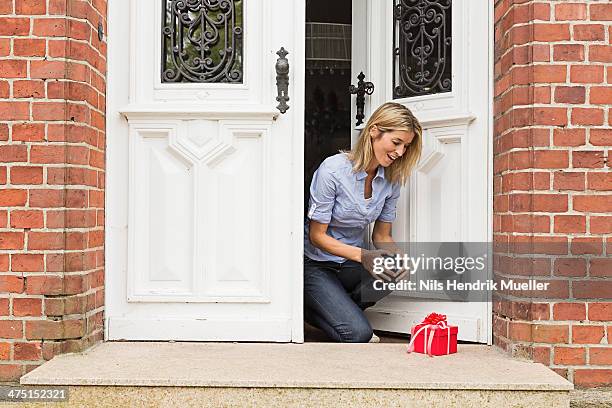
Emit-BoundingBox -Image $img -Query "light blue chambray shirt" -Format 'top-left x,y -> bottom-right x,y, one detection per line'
304,153 -> 401,263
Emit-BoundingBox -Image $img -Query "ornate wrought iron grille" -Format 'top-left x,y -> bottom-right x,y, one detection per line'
161,0 -> 243,83
393,0 -> 452,98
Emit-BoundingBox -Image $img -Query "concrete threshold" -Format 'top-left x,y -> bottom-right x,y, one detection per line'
21,342 -> 571,390
15,343 -> 573,408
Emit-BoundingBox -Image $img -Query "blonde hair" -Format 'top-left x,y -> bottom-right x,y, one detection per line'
346,102 -> 423,185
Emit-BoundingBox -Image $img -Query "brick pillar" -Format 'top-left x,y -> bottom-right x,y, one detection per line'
0,0 -> 106,382
493,0 -> 611,388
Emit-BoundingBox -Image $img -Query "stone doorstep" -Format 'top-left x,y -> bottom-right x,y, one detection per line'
570,388 -> 612,408
20,342 -> 572,391
13,343 -> 573,407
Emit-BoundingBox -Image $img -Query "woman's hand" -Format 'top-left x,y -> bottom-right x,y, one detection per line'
309,220 -> 410,282
361,249 -> 409,282
368,221 -> 411,282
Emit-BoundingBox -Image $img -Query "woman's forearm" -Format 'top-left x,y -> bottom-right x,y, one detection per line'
372,232 -> 404,256
372,233 -> 394,244
371,221 -> 400,252
309,232 -> 363,262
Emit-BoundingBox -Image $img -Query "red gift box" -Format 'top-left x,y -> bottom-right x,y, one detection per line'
407,313 -> 458,356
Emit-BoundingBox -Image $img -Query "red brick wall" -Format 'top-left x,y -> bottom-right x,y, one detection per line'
493,0 -> 612,388
0,0 -> 106,382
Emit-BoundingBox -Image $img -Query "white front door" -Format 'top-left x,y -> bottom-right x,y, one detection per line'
353,0 -> 491,343
105,0 -> 304,341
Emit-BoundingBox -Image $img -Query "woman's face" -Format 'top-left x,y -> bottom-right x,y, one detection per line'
370,125 -> 415,168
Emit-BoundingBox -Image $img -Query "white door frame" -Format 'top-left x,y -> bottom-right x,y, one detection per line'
105,0 -> 493,344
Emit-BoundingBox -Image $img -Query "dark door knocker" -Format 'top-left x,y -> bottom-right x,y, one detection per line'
349,71 -> 374,126
275,47 -> 290,114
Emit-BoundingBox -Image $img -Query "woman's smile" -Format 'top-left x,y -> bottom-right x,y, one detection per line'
386,153 -> 398,163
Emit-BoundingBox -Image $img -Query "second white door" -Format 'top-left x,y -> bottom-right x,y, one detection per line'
352,0 -> 491,343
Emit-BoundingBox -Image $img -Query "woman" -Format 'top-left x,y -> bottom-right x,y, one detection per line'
304,102 -> 423,343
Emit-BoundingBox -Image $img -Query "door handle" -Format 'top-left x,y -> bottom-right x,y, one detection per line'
349,71 -> 374,126
275,47 -> 290,114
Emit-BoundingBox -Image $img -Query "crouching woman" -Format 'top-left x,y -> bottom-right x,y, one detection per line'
304,102 -> 423,343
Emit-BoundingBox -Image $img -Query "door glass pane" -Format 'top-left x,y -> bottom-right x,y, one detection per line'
393,0 -> 452,98
162,0 -> 244,83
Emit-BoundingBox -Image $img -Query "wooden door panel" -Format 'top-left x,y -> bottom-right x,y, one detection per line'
355,0 -> 491,343
130,125 -> 195,300
106,0 -> 304,341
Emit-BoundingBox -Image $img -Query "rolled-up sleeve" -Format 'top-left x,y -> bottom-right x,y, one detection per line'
307,162 -> 336,224
377,182 -> 401,222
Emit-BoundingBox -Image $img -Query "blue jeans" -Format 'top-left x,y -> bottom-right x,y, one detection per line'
303,256 -> 392,342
